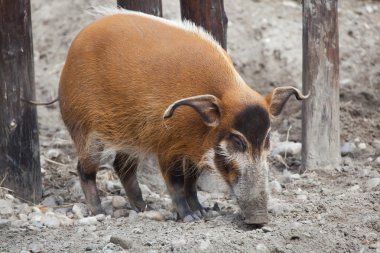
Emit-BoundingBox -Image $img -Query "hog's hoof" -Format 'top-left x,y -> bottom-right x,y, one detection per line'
183,213 -> 201,222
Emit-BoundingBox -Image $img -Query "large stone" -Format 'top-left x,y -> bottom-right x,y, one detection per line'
78,217 -> 98,226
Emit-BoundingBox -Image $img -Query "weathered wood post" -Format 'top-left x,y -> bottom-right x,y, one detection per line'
302,0 -> 340,170
117,0 -> 163,17
180,0 -> 228,50
0,0 -> 42,202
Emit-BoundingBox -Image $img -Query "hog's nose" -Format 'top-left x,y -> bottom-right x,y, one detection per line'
244,210 -> 269,225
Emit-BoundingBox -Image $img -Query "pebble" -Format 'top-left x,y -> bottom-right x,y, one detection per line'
78,217 -> 98,226
256,243 -> 270,253
261,226 -> 273,233
56,214 -> 74,227
112,196 -> 127,209
140,210 -> 164,221
268,198 -> 292,216
297,194 -> 308,201
366,178 -> 380,191
70,180 -> 84,199
348,185 -> 361,192
0,219 -> 10,228
358,143 -> 367,150
269,180 -> 282,194
106,181 -> 122,192
199,239 -> 211,251
42,212 -> 61,228
113,209 -> 129,218
29,242 -> 43,253
375,157 -> 380,165
132,227 -> 144,234
341,142 -> 357,157
41,195 -> 63,207
101,199 -> 114,216
110,235 -> 133,250
0,199 -> 13,216
271,142 -> 301,156
46,148 -> 62,159
172,238 -> 187,249
128,210 -> 139,222
95,214 -> 106,221
72,203 -> 89,218
374,140 -> 380,155
369,242 -> 380,249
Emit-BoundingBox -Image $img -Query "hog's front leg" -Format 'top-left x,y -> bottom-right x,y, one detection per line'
159,158 -> 200,222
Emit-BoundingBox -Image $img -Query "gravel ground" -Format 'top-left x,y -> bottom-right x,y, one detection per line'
0,0 -> 379,252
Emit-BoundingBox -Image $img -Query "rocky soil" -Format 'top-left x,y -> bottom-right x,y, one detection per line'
1,0 -> 380,252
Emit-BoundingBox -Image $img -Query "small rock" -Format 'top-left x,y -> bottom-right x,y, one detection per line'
0,219 -> 10,228
375,157 -> 380,165
348,185 -> 360,192
29,242 -> 43,253
0,199 -> 13,216
19,213 -> 28,222
78,217 -> 98,226
374,140 -> 380,155
256,243 -> 270,253
358,143 -> 366,150
128,210 -> 139,222
56,214 -> 74,227
140,210 -> 163,221
369,242 -> 380,249
42,212 -> 61,228
366,178 -> 380,191
268,198 -> 292,216
297,194 -> 308,201
212,202 -> 220,211
70,180 -> 84,199
269,180 -> 282,194
112,196 -> 127,209
29,212 -> 43,227
46,148 -> 62,159
95,214 -> 106,221
72,203 -> 89,218
261,226 -> 273,233
110,235 -> 133,250
132,227 -> 144,234
101,199 -> 114,216
341,142 -> 357,157
199,239 -> 211,251
113,209 -> 129,218
41,196 -> 59,207
106,181 -> 122,193
271,142 -> 301,156
172,238 -> 187,249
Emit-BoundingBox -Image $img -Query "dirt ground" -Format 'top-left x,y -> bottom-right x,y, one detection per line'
1,0 -> 380,252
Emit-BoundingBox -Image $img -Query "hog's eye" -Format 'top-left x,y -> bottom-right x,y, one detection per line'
230,134 -> 246,152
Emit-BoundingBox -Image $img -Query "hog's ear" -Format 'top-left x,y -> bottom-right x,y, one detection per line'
163,94 -> 221,127
266,86 -> 310,116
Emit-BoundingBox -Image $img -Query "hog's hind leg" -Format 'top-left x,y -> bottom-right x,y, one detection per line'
77,160 -> 105,215
113,153 -> 147,212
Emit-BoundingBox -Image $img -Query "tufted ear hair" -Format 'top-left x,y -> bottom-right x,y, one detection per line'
163,94 -> 221,127
266,86 -> 310,116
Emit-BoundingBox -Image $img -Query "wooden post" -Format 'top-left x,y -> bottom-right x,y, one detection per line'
302,0 -> 340,170
0,0 -> 42,203
117,0 -> 163,17
180,0 -> 228,50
